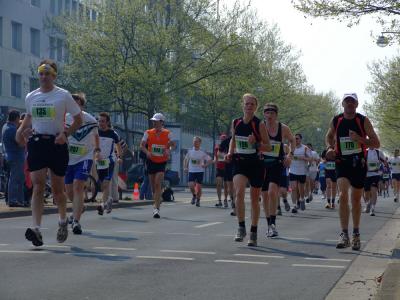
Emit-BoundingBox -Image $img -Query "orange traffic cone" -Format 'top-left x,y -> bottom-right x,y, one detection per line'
133,182 -> 140,200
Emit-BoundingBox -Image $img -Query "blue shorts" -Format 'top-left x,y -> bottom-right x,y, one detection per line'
188,172 -> 204,184
65,160 -> 93,184
97,161 -> 115,182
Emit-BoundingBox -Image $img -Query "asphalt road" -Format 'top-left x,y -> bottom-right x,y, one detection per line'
0,189 -> 398,300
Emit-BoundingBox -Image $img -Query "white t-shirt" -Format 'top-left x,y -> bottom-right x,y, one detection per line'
66,111 -> 98,165
366,149 -> 384,177
389,156 -> 400,174
289,144 -> 310,176
25,86 -> 80,135
186,148 -> 211,173
308,150 -> 320,172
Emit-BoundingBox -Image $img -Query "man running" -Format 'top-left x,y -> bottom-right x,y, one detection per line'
389,149 -> 400,202
219,135 -> 236,216
184,136 -> 213,207
325,151 -> 337,209
16,59 -> 82,246
318,152 -> 327,202
261,103 -> 295,238
226,93 -> 271,247
96,112 -> 122,216
364,148 -> 385,216
306,143 -> 319,203
325,93 -> 380,250
214,134 -> 228,208
140,113 -> 175,218
65,93 -> 100,234
289,134 -> 311,213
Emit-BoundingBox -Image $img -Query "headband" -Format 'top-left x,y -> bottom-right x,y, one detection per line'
264,107 -> 278,113
37,64 -> 57,76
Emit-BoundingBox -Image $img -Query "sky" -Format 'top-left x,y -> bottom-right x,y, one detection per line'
243,0 -> 399,111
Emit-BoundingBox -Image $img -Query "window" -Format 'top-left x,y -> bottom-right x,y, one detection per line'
31,0 -> 40,7
64,0 -> 71,15
90,9 -> 97,21
72,0 -> 77,15
30,28 -> 40,57
50,0 -> 56,14
11,21 -> 22,51
0,17 -> 3,47
29,77 -> 39,91
49,36 -> 56,59
57,0 -> 63,15
56,38 -> 63,61
11,74 -> 22,98
0,70 -> 2,95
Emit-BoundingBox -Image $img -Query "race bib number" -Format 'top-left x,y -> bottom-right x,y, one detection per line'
319,169 -> 325,177
367,162 -> 379,172
325,161 -> 336,170
217,152 -> 225,161
69,143 -> 87,156
32,103 -> 56,121
235,136 -> 255,154
263,141 -> 281,158
340,137 -> 361,155
191,159 -> 201,166
151,144 -> 165,157
96,158 -> 110,170
383,174 -> 390,179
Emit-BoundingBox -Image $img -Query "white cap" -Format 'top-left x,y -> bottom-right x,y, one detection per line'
150,113 -> 166,122
342,93 -> 358,102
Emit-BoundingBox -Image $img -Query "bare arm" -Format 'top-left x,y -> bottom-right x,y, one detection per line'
16,115 -> 32,146
228,120 -> 235,156
258,122 -> 271,152
282,123 -> 295,155
325,118 -> 336,149
66,113 -> 83,137
360,117 -> 380,149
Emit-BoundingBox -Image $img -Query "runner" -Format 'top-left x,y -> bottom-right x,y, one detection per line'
325,93 -> 380,250
325,151 -> 337,209
289,134 -> 311,213
382,160 -> 391,198
140,113 -> 175,218
389,149 -> 400,203
214,134 -> 228,208
318,150 -> 327,202
96,112 -> 122,216
184,136 -> 213,207
226,93 -> 271,247
261,103 -> 295,238
219,135 -> 236,216
64,93 -> 99,234
279,165 -> 291,212
305,143 -> 320,203
16,59 -> 82,246
364,148 -> 385,216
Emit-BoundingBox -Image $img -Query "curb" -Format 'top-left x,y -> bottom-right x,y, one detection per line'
0,200 -> 153,219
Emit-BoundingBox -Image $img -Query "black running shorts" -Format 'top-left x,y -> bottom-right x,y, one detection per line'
233,158 -> 264,188
364,175 -> 380,191
262,162 -> 283,191
336,157 -> 366,189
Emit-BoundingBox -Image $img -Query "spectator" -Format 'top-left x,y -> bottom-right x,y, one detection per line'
1,110 -> 26,207
139,149 -> 152,200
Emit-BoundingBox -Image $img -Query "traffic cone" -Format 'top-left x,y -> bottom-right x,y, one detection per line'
133,182 -> 140,200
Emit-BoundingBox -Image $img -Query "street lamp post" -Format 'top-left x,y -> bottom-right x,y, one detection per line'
376,31 -> 400,47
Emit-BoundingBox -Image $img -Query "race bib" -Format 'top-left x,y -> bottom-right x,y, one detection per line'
191,159 -> 201,166
263,141 -> 281,158
340,137 -> 361,155
31,103 -> 56,121
96,158 -> 110,170
68,143 -> 88,156
235,135 -> 256,154
319,169 -> 325,177
151,144 -> 165,157
217,152 -> 225,161
383,174 -> 390,179
367,162 -> 379,172
325,161 -> 336,170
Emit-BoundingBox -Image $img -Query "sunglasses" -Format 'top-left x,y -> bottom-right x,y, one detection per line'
264,108 -> 277,113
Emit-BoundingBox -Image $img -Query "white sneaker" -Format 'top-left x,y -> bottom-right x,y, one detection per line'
153,208 -> 160,219
270,224 -> 278,237
266,226 -> 272,238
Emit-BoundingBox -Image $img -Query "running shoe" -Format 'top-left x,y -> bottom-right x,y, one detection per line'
352,234 -> 361,251
336,232 -> 350,249
230,210 -> 236,216
234,227 -> 246,242
97,204 -> 104,215
322,195 -> 326,200
296,202 -> 300,209
106,198 -> 113,214
394,198 -> 398,203
300,201 -> 306,211
325,203 -> 331,209
68,215 -> 74,225
305,197 -> 310,203
57,221 -> 68,243
191,196 -> 196,205
224,199 -> 229,208
270,224 -> 278,237
25,228 -> 43,247
247,232 -> 257,247
283,200 -> 290,212
277,206 -> 282,216
153,208 -> 160,218
72,221 -> 82,235
364,203 -> 371,214
331,203 -> 336,209
266,226 -> 272,238
370,209 -> 375,216
309,194 -> 313,202
291,207 -> 298,214
215,201 -> 222,207
231,199 -> 236,209
196,199 -> 200,207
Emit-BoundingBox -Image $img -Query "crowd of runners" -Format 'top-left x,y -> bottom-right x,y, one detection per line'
6,59 -> 400,252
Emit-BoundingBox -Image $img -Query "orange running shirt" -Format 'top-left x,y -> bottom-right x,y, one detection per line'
143,128 -> 172,163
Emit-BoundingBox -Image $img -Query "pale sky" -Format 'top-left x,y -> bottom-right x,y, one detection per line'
247,0 -> 399,111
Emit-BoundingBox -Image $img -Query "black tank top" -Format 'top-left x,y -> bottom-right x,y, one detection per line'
263,121 -> 284,162
333,113 -> 366,159
233,116 -> 261,160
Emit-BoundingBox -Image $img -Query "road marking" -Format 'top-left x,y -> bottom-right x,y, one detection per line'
116,231 -> 154,234
195,222 -> 223,228
292,264 -> 346,269
166,232 -> 201,236
136,256 -> 194,261
160,250 -> 216,255
325,239 -> 366,243
216,234 -> 235,237
94,247 -> 137,251
281,237 -> 311,241
0,244 -> 9,246
42,245 -> 70,249
304,257 -> 351,262
0,250 -> 49,254
84,229 -> 99,232
66,253 -> 117,257
215,259 -> 269,265
234,254 -> 284,259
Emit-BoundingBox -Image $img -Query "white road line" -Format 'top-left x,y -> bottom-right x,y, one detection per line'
195,222 -> 223,228
0,244 -> 9,246
215,259 -> 269,265
292,264 -> 346,269
325,239 -> 366,243
94,247 -> 137,251
0,250 -> 49,254
42,245 -> 70,249
304,257 -> 351,262
116,231 -> 154,234
166,232 -> 201,236
160,250 -> 216,255
84,229 -> 99,232
66,253 -> 117,257
234,254 -> 285,259
136,256 -> 194,261
281,237 -> 311,241
216,234 -> 234,237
